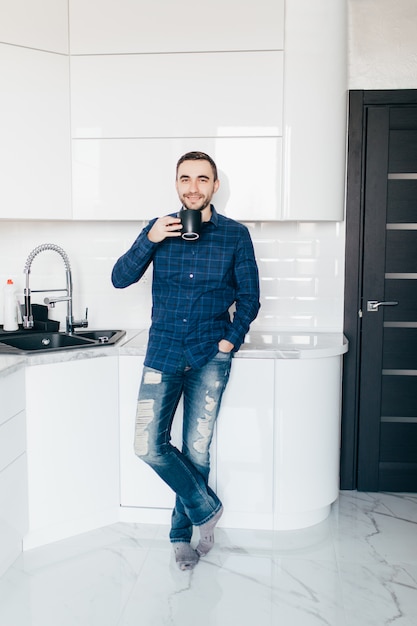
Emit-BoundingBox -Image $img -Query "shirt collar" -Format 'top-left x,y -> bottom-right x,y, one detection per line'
207,205 -> 219,227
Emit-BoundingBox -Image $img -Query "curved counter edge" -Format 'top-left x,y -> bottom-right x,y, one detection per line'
0,330 -> 348,367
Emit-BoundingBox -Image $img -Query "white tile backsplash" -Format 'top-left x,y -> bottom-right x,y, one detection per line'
0,219 -> 345,332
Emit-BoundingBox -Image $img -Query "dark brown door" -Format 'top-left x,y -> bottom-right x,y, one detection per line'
357,104 -> 417,491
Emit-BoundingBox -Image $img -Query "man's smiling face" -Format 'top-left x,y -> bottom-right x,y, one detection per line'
176,159 -> 220,215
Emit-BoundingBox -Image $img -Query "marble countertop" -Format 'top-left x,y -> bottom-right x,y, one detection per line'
0,330 -> 141,369
0,355 -> 26,378
239,330 -> 348,359
0,329 -> 348,374
119,329 -> 348,359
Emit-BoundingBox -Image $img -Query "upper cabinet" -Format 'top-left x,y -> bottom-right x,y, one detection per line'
72,137 -> 283,222
0,0 -> 347,222
0,0 -> 71,220
71,50 -> 284,221
69,0 -> 284,54
0,45 -> 71,220
0,0 -> 68,53
282,0 -> 347,221
71,51 -> 283,140
69,0 -> 285,222
70,0 -> 346,222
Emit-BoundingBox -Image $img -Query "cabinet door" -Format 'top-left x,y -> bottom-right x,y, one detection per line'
0,411 -> 26,474
119,356 -> 184,510
72,137 -> 282,221
120,356 -> 274,525
0,368 -> 25,426
281,0 -> 346,220
273,357 -> 342,528
69,0 -> 284,55
0,455 -> 28,577
25,356 -> 119,548
216,358 -> 275,529
71,50 -> 283,221
0,367 -> 28,576
0,45 -> 71,220
0,0 -> 68,52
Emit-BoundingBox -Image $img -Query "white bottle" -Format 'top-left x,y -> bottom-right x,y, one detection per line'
3,279 -> 19,331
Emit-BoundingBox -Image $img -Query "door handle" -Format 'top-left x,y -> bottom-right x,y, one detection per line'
367,300 -> 399,312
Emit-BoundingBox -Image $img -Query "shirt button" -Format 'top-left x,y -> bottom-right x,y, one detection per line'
183,318 -> 187,323
189,273 -> 194,278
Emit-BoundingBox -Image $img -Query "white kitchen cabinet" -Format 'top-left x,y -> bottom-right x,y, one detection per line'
24,355 -> 120,549
70,49 -> 283,221
118,332 -> 347,531
119,355 -> 275,528
273,356 -> 343,529
0,366 -> 28,577
0,0 -> 68,53
216,358 -> 275,530
72,137 -> 282,221
71,52 -> 283,140
119,356 -> 188,522
0,45 -> 71,220
119,355 -> 165,510
281,0 -> 347,220
69,0 -> 284,55
9,330 -> 344,551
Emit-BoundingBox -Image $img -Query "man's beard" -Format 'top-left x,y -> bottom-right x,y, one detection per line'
182,195 -> 211,211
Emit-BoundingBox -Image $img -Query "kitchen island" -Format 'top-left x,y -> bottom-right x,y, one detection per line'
119,330 -> 348,531
1,330 -> 347,553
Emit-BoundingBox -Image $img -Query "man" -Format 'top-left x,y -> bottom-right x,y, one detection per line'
112,151 -> 260,570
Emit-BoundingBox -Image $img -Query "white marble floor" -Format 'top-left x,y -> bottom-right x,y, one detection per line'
1,491 -> 417,626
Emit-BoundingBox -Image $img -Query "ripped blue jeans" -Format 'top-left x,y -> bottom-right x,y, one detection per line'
134,351 -> 232,543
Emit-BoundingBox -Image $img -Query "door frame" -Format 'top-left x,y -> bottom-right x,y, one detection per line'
341,89 -> 417,489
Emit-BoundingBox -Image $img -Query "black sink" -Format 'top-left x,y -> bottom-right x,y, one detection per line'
0,329 -> 126,354
74,330 -> 122,342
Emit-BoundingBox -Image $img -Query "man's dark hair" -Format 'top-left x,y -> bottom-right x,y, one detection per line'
176,151 -> 218,182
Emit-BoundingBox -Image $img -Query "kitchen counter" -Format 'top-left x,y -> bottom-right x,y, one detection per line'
3,327 -> 348,552
119,329 -> 348,359
0,329 -> 347,366
5,329 -> 140,367
0,355 -> 25,378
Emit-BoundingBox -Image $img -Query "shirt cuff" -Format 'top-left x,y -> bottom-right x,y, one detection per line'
224,328 -> 244,352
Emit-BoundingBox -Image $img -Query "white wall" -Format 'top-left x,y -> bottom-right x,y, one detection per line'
0,1 -> 349,332
348,0 -> 417,89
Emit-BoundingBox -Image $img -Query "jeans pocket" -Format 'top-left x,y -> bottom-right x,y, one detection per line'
215,349 -> 233,360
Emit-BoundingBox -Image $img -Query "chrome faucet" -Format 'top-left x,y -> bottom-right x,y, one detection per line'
23,243 -> 88,334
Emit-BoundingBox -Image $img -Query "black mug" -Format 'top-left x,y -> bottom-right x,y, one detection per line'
179,208 -> 202,240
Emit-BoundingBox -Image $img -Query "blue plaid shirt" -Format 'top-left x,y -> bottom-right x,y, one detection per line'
112,206 -> 260,373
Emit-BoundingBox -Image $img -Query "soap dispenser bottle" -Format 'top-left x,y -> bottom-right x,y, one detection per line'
3,279 -> 19,331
